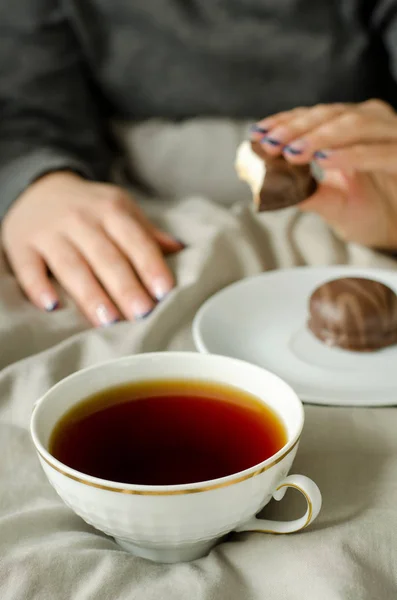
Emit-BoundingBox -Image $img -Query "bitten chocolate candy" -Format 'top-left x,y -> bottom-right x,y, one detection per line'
308,277 -> 397,352
235,140 -> 317,211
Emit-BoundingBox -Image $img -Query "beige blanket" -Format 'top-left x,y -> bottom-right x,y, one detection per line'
1,120 -> 397,600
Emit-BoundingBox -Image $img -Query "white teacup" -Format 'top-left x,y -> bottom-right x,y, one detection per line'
30,352 -> 322,563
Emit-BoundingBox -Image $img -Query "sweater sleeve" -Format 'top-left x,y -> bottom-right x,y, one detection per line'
0,0 -> 111,218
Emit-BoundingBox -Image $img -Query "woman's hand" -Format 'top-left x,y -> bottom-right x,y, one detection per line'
252,99 -> 397,250
1,171 -> 182,326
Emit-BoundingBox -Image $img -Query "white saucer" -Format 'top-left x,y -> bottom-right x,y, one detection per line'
192,266 -> 397,406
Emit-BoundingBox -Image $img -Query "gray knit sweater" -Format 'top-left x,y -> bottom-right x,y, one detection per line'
0,0 -> 396,217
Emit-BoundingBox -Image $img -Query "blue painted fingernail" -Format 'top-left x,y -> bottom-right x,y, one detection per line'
155,291 -> 169,302
284,139 -> 307,154
41,294 -> 59,312
284,145 -> 303,156
96,304 -> 119,326
135,309 -> 153,321
45,300 -> 59,312
174,238 -> 186,248
131,298 -> 155,320
102,318 -> 120,327
314,150 -> 329,160
250,124 -> 269,135
310,161 -> 325,182
261,136 -> 281,146
152,277 -> 172,302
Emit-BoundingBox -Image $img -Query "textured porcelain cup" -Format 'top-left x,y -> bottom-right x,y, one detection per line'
31,352 -> 322,563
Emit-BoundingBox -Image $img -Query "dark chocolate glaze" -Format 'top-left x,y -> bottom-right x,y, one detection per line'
251,142 -> 317,211
308,277 -> 397,352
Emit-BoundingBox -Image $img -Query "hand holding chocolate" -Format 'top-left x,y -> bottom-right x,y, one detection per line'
308,277 -> 397,352
235,140 -> 317,211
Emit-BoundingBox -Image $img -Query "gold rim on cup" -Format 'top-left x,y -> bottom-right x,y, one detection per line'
37,436 -> 300,496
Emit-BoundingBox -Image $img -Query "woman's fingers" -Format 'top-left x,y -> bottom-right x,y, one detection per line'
104,204 -> 175,302
7,247 -> 59,311
260,104 -> 346,155
67,222 -> 155,321
129,202 -> 184,254
1,174 -> 181,324
252,107 -> 310,135
313,143 -> 397,174
283,113 -> 397,163
40,237 -> 120,327
250,100 -> 397,163
150,228 -> 185,254
359,98 -> 396,118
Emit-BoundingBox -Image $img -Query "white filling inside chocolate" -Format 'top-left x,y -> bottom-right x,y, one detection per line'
235,141 -> 266,199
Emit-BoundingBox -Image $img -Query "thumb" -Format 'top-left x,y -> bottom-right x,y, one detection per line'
299,164 -> 357,219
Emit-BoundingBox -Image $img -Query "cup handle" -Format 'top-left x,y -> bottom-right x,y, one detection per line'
235,475 -> 322,535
